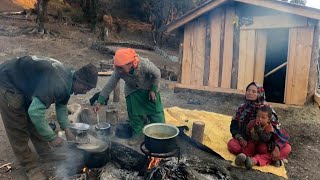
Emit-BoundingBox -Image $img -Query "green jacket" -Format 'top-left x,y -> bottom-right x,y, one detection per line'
0,56 -> 73,141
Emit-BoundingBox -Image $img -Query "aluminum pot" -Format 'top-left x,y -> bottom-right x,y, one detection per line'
69,123 -> 90,135
95,122 -> 112,136
143,123 -> 179,153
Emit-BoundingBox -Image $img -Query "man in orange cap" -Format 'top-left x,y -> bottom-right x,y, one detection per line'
95,48 -> 165,145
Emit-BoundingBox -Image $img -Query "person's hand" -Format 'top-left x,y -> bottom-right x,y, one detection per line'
93,103 -> 101,113
64,128 -> 76,141
239,138 -> 247,148
149,91 -> 156,102
254,124 -> 263,133
48,137 -> 64,148
271,146 -> 280,161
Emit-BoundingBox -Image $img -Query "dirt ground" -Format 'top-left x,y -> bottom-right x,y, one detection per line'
0,3 -> 320,180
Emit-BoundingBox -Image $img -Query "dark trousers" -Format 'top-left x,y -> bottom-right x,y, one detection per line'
0,88 -> 51,171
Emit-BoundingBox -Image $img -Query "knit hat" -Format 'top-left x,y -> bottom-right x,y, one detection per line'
74,63 -> 98,88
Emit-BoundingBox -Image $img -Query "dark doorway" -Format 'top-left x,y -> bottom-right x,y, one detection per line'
263,29 -> 289,103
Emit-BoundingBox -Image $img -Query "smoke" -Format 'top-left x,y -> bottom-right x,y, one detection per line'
54,144 -> 84,179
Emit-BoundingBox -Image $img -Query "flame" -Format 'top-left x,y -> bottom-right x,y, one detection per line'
148,157 -> 162,170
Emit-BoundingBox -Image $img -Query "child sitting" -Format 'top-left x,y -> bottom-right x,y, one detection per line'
235,105 -> 281,169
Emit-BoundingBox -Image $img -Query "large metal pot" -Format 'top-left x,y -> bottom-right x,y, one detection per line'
143,123 -> 179,153
95,122 -> 112,136
69,123 -> 90,135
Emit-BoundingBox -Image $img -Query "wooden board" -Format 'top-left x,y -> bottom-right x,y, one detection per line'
221,6 -> 235,88
181,22 -> 194,85
175,83 -> 245,95
231,24 -> 240,89
203,20 -> 211,86
191,17 -> 207,86
253,30 -> 267,84
245,30 -> 256,86
307,22 -> 319,103
208,8 -> 224,87
285,27 -> 314,105
237,30 -> 256,90
98,71 -> 113,76
240,14 -> 308,30
234,0 -> 320,20
164,0 -> 227,33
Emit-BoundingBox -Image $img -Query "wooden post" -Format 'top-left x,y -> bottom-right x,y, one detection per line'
307,21 -> 320,103
231,22 -> 240,89
191,121 -> 205,143
113,81 -> 120,102
203,16 -> 211,86
177,29 -> 184,83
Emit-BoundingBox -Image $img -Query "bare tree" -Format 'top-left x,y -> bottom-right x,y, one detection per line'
35,0 -> 50,33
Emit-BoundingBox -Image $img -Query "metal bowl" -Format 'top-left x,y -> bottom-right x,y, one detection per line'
69,123 -> 90,134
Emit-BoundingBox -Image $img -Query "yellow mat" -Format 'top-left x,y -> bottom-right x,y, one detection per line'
164,107 -> 287,179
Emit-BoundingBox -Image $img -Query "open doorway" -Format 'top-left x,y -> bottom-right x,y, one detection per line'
263,29 -> 289,103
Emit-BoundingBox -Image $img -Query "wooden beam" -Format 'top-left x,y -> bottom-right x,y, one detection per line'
181,23 -> 194,85
98,71 -> 113,76
237,30 -> 256,90
113,82 -> 120,102
203,17 -> 211,86
164,0 -> 227,33
245,30 -> 256,86
221,6 -> 235,88
174,83 -> 245,95
177,32 -> 184,83
191,17 -> 207,86
254,30 -> 267,84
208,8 -> 224,87
240,14 -> 308,30
235,0 -> 320,20
307,21 -> 320,103
231,19 -> 240,89
237,30 -> 247,90
285,27 -> 314,105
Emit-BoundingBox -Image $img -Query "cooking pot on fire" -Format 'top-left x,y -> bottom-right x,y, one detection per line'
143,123 -> 179,153
69,123 -> 90,134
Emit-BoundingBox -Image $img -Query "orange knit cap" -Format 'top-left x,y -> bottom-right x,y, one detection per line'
114,48 -> 140,68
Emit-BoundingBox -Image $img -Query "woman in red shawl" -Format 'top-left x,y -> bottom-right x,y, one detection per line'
228,82 -> 291,166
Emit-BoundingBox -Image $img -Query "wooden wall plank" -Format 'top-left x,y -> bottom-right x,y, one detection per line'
203,18 -> 211,86
231,19 -> 240,89
237,29 -> 256,90
165,0 -> 227,33
234,0 -> 320,20
285,27 -> 314,105
284,28 -> 297,104
307,21 -> 319,103
191,17 -> 207,86
240,14 -> 308,30
237,30 -> 247,90
254,30 -> 267,84
208,8 -> 223,87
181,22 -> 194,85
244,30 -> 256,86
221,6 -> 235,88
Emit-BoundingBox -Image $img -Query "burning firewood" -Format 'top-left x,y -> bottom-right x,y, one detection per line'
110,142 -> 145,171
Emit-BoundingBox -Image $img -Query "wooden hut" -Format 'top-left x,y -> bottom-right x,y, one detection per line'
162,0 -> 320,105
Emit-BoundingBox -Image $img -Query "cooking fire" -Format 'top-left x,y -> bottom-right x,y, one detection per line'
148,157 -> 162,170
